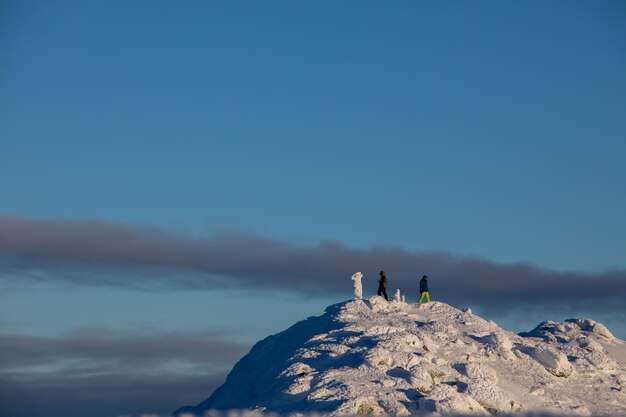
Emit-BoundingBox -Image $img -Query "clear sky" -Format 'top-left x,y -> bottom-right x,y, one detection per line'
1,1 -> 625,417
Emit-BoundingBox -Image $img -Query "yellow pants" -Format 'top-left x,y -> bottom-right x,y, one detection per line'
418,291 -> 430,304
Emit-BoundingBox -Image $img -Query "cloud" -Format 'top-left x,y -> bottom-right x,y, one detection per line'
0,327 -> 246,371
0,371 -> 226,417
1,214 -> 626,315
0,326 -> 249,417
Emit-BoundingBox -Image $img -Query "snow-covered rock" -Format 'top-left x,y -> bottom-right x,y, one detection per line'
567,318 -> 614,338
522,318 -> 615,342
175,298 -> 626,416
519,346 -> 574,377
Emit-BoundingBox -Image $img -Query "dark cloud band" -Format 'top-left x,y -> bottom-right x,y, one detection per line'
1,214 -> 625,313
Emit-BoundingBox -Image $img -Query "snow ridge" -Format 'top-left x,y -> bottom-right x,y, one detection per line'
175,298 -> 626,416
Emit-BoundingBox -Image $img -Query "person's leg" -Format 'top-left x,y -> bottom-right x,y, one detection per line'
377,287 -> 382,297
383,289 -> 388,301
418,292 -> 425,304
425,292 -> 430,302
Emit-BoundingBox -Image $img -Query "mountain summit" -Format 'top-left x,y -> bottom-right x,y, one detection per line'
175,298 -> 626,416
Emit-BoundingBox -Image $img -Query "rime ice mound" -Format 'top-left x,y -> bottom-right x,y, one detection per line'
175,298 -> 626,416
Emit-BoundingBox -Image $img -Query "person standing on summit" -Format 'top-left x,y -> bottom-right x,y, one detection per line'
377,271 -> 389,301
418,275 -> 430,304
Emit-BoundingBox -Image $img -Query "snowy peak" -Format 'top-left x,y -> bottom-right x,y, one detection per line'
520,318 -> 615,343
176,298 -> 626,416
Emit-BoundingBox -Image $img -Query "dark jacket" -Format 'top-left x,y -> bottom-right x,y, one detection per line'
420,278 -> 428,293
378,274 -> 387,288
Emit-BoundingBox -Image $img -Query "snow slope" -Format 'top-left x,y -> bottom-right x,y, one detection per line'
174,298 -> 626,416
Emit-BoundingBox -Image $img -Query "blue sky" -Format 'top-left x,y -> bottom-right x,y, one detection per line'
1,1 -> 626,417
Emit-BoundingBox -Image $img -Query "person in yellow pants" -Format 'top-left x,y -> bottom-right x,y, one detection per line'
418,275 -> 430,304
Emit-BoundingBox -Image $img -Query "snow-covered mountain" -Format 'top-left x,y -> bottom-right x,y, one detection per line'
174,297 -> 626,416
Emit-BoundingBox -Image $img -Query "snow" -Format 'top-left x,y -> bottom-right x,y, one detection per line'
175,298 -> 626,416
517,346 -> 574,378
351,273 -> 363,300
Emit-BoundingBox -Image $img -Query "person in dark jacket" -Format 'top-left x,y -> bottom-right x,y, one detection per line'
418,275 -> 430,304
377,271 -> 389,301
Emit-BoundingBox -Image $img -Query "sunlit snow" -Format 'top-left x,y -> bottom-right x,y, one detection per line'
175,297 -> 626,416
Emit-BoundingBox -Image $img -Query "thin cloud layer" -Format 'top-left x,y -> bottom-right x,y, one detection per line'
0,326 -> 246,370
0,326 -> 248,417
1,214 -> 626,314
0,371 -> 226,417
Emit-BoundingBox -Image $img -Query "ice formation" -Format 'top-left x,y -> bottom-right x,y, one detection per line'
351,272 -> 363,300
